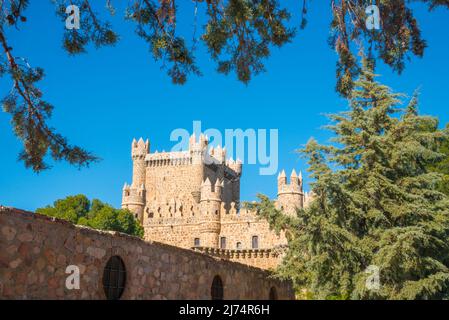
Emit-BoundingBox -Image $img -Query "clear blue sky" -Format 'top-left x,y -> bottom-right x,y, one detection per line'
1,1 -> 448,211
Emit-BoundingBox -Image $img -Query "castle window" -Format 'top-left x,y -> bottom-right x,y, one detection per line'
215,210 -> 219,215
102,256 -> 126,300
236,242 -> 242,250
252,236 -> 259,249
269,287 -> 278,300
194,238 -> 200,247
211,275 -> 224,300
220,237 -> 226,249
148,212 -> 154,218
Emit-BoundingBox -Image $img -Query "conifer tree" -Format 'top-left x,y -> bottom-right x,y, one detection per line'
426,124 -> 449,196
249,60 -> 449,299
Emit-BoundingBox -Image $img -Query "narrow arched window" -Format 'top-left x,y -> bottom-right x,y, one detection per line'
194,238 -> 200,247
236,242 -> 242,250
252,236 -> 259,249
211,275 -> 224,300
102,256 -> 126,300
220,237 -> 226,249
269,287 -> 278,300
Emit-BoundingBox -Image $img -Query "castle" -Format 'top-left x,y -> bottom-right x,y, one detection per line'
122,136 -> 312,270
0,135 -> 302,299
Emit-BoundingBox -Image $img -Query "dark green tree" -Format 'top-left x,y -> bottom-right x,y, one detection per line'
1,0 -> 448,171
248,62 -> 449,299
36,194 -> 90,223
426,124 -> 449,196
36,194 -> 144,238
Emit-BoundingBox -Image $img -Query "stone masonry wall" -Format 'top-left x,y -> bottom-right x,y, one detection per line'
0,208 -> 294,300
220,209 -> 288,250
142,213 -> 288,260
193,248 -> 285,270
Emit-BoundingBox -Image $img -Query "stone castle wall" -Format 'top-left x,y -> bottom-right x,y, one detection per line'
193,248 -> 285,270
219,209 -> 288,250
141,209 -> 288,253
0,208 -> 294,300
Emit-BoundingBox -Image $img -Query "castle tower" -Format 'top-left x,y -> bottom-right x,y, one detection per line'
199,178 -> 223,247
303,190 -> 315,208
189,134 -> 208,203
122,138 -> 149,223
132,138 -> 149,187
276,169 -> 304,216
213,145 -> 226,164
227,157 -> 243,176
227,158 -> 242,206
277,169 -> 287,190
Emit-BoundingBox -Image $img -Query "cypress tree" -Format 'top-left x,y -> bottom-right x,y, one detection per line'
250,60 -> 449,299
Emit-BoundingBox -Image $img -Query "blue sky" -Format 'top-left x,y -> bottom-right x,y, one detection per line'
0,1 -> 448,211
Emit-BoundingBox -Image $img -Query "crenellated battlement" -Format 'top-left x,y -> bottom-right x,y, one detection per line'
126,135 -> 241,174
226,158 -> 243,176
122,183 -> 145,201
122,182 -> 146,221
131,138 -> 149,159
192,246 -> 288,270
277,169 -> 303,195
276,169 -> 304,216
200,178 -> 223,201
146,151 -> 192,166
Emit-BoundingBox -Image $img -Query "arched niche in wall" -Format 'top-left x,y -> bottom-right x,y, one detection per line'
102,255 -> 127,300
211,275 -> 224,300
269,286 -> 278,300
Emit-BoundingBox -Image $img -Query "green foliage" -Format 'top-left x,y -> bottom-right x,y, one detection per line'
1,0 -> 448,171
36,194 -> 144,238
249,62 -> 449,299
328,0 -> 432,96
427,124 -> 449,196
52,0 -> 119,54
202,0 -> 294,84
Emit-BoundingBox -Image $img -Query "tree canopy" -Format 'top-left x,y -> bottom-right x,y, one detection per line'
0,0 -> 448,171
248,61 -> 449,299
36,194 -> 145,238
427,124 -> 449,196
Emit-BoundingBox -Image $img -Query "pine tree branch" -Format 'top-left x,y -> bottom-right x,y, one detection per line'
0,27 -> 99,171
